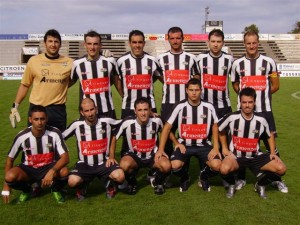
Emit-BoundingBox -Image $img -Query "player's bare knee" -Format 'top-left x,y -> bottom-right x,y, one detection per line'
110,169 -> 125,183
68,175 -> 82,188
59,167 -> 69,177
171,160 -> 183,170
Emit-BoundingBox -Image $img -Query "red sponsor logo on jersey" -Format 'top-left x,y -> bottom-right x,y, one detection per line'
80,139 -> 108,156
165,70 -> 189,84
232,135 -> 258,152
126,74 -> 151,90
82,77 -> 109,94
27,152 -> 54,168
131,138 -> 156,152
181,124 -> 207,140
241,76 -> 266,91
203,74 -> 227,91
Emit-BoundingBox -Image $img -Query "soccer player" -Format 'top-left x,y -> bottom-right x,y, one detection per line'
113,97 -> 171,195
155,78 -> 221,192
157,26 -> 200,157
231,30 -> 287,193
218,87 -> 287,199
62,98 -> 125,201
116,30 -> 163,154
2,105 -> 69,204
9,29 -> 73,131
71,30 -> 123,119
197,29 -> 233,188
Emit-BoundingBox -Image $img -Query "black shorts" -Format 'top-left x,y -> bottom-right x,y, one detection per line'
29,103 -> 67,131
236,153 -> 272,175
69,162 -> 120,184
215,106 -> 232,120
170,145 -> 216,170
259,111 -> 277,135
122,152 -> 154,169
18,162 -> 56,183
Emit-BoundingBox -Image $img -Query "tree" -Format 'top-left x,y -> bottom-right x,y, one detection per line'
289,21 -> 300,34
242,24 -> 259,34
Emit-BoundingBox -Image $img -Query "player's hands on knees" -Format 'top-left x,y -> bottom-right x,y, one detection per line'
9,103 -> 21,128
41,169 -> 55,187
155,150 -> 168,162
208,148 -> 221,161
106,158 -> 117,167
270,154 -> 280,162
174,143 -> 186,154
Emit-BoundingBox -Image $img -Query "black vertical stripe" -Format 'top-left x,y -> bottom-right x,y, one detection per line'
233,119 -> 239,156
79,124 -> 88,162
163,55 -> 170,103
202,57 -> 208,101
223,58 -> 229,108
212,57 -> 219,104
90,125 -> 99,165
174,54 -> 180,101
131,123 -> 137,155
36,137 -> 43,154
125,59 -> 132,109
192,106 -> 198,146
141,124 -> 147,158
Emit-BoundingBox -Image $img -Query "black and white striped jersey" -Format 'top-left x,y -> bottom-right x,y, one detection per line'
167,100 -> 218,146
197,51 -> 233,109
8,126 -> 68,168
117,52 -> 162,110
115,117 -> 163,160
231,54 -> 277,112
71,55 -> 117,114
63,118 -> 121,166
218,111 -> 271,158
157,51 -> 200,104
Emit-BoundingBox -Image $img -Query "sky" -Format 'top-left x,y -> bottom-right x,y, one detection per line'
0,0 -> 299,35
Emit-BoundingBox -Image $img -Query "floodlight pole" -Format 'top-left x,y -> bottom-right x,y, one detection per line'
203,6 -> 210,33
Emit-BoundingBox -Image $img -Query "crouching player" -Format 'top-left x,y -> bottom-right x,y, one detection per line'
2,105 -> 69,204
63,98 -> 124,201
218,87 -> 286,199
113,97 -> 171,195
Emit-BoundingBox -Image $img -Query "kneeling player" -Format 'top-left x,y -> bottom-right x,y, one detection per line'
113,97 -> 171,195
218,87 -> 286,199
63,98 -> 124,201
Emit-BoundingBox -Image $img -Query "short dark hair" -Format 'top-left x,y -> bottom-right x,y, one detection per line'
29,105 -> 47,117
168,26 -> 184,39
134,97 -> 151,109
186,78 -> 201,89
239,87 -> 257,101
84,30 -> 102,42
243,30 -> 259,42
129,30 -> 145,42
209,29 -> 224,41
44,29 -> 61,43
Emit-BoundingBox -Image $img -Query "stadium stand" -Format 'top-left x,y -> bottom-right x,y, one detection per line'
0,37 -> 299,65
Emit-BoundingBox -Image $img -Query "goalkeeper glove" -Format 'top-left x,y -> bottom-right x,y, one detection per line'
9,103 -> 21,128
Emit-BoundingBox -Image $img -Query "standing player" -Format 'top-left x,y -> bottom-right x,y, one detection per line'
157,26 -> 200,157
197,29 -> 233,187
2,105 -> 69,204
218,87 -> 286,199
62,98 -> 125,201
9,29 -> 73,131
116,30 -> 162,154
155,78 -> 221,192
231,30 -> 287,193
113,97 -> 171,195
71,30 -> 123,119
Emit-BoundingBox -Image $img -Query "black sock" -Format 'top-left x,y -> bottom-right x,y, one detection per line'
201,166 -> 219,180
172,167 -> 189,182
155,170 -> 170,185
51,176 -> 68,192
237,167 -> 246,180
221,173 -> 235,185
6,181 -> 32,193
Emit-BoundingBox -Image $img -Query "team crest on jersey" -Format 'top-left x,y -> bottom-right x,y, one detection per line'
144,66 -> 151,70
222,66 -> 227,70
234,128 -> 242,132
99,129 -> 106,134
61,62 -> 69,67
182,61 -> 188,65
46,143 -> 53,150
100,68 -> 108,72
252,129 -> 259,134
200,114 -> 207,118
259,67 -> 266,71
